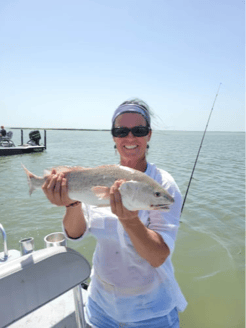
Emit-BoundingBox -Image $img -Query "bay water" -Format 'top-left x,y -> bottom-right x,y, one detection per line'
0,129 -> 244,328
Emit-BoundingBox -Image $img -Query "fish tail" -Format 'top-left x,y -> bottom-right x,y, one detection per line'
22,164 -> 42,195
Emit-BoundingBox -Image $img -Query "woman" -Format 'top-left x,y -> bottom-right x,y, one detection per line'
42,99 -> 187,328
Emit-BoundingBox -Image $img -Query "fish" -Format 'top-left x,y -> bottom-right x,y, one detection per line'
22,164 -> 174,211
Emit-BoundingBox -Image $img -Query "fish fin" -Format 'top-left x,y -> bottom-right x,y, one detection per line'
91,186 -> 110,200
22,164 -> 40,195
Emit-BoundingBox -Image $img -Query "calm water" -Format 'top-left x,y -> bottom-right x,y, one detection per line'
0,130 -> 245,328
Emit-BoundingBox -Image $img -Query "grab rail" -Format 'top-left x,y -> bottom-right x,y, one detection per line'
0,224 -> 8,261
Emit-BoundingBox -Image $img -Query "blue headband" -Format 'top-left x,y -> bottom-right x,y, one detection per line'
112,104 -> 151,126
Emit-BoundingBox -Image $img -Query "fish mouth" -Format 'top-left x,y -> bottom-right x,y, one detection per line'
150,204 -> 170,210
165,195 -> 174,204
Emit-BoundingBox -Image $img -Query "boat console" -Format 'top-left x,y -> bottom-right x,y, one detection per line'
0,225 -> 91,328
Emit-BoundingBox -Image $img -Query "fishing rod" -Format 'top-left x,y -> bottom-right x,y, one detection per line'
181,83 -> 222,214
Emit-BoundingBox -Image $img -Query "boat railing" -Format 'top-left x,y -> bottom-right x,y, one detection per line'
0,224 -> 8,261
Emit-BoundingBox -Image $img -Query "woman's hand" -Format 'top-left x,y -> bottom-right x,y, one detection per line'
42,169 -> 74,207
110,180 -> 139,222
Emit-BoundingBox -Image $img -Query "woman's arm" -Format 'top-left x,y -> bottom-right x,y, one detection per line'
121,218 -> 170,268
63,205 -> 87,239
42,170 -> 87,239
110,180 -> 170,268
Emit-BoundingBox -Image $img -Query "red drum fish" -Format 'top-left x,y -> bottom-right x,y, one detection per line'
23,164 -> 174,211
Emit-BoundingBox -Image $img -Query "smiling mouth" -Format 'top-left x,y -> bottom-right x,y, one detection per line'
124,145 -> 138,149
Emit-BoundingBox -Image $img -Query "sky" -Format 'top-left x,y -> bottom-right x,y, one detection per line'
0,0 -> 244,131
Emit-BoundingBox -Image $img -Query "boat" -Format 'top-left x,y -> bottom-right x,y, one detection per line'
0,130 -> 47,156
0,225 -> 91,328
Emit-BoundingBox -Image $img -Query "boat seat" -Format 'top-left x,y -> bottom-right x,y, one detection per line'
0,246 -> 91,328
0,131 -> 13,141
6,131 -> 13,139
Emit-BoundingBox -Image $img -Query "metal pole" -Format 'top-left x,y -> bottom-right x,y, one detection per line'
21,130 -> 23,145
44,130 -> 47,149
181,83 -> 222,213
73,285 -> 87,328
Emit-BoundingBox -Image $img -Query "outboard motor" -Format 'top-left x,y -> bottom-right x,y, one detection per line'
27,130 -> 41,146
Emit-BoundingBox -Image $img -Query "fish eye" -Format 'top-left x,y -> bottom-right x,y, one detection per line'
154,192 -> 161,197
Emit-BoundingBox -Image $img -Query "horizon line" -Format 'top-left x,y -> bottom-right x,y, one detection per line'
7,127 -> 245,133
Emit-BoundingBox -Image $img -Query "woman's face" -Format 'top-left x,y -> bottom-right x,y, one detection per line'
113,113 -> 152,163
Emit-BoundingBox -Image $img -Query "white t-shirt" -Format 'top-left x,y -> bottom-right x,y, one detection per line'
63,162 -> 187,322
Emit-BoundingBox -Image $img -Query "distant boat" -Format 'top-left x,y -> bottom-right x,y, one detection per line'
0,130 -> 47,156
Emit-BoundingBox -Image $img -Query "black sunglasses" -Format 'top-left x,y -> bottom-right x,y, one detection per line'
111,126 -> 150,138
